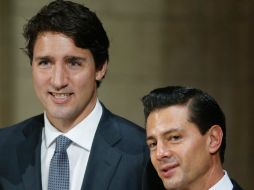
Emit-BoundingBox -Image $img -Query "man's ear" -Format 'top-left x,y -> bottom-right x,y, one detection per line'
96,62 -> 108,81
207,125 -> 223,154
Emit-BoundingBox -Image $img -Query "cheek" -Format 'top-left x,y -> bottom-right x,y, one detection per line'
150,152 -> 158,168
32,72 -> 47,89
181,139 -> 208,166
74,71 -> 96,88
32,71 -> 41,87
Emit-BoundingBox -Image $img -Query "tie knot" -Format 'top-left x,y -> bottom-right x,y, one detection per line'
55,135 -> 72,153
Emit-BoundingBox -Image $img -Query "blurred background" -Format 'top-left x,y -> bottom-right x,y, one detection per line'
0,0 -> 253,188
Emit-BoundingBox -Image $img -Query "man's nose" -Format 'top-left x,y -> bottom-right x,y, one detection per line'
156,142 -> 172,160
51,64 -> 68,90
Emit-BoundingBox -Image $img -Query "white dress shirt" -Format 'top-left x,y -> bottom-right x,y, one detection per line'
41,100 -> 102,190
209,170 -> 233,190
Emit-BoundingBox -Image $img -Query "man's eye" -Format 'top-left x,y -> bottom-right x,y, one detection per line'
38,60 -> 50,68
68,61 -> 82,68
147,142 -> 157,150
169,135 -> 181,141
70,61 -> 80,66
39,60 -> 48,65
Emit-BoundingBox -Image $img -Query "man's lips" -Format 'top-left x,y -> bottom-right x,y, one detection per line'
159,163 -> 179,178
49,92 -> 74,103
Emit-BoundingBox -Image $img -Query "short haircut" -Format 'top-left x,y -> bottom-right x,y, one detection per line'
142,86 -> 226,163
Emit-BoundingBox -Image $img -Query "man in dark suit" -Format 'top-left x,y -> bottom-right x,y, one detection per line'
142,86 -> 244,190
0,1 -> 163,189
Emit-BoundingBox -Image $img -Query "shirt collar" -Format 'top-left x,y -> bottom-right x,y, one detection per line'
43,99 -> 102,151
209,170 -> 233,190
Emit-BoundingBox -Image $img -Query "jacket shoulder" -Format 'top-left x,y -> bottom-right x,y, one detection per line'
100,105 -> 147,154
231,178 -> 244,190
104,107 -> 146,138
0,114 -> 44,145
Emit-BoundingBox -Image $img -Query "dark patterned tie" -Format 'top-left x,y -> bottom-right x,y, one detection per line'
48,135 -> 72,190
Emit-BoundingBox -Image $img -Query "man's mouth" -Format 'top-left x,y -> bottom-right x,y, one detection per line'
51,92 -> 72,98
159,163 -> 179,178
49,92 -> 74,103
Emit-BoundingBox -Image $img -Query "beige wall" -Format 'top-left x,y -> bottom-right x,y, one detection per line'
0,0 -> 14,126
0,0 -> 253,189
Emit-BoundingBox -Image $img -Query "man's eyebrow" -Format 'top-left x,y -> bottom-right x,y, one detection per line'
146,127 -> 182,141
64,56 -> 87,61
33,56 -> 52,61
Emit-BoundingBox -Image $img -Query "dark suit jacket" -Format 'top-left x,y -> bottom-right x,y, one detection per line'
232,178 -> 244,190
0,105 -> 164,190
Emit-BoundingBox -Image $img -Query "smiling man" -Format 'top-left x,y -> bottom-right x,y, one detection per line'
142,86 -> 243,190
31,32 -> 103,132
0,1 -> 164,190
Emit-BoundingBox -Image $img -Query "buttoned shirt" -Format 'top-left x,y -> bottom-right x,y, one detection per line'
41,100 -> 102,190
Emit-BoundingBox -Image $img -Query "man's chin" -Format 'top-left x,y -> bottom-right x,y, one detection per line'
162,176 -> 182,190
46,109 -> 74,121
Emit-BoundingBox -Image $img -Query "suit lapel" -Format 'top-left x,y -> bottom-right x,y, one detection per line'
81,106 -> 122,190
16,115 -> 44,190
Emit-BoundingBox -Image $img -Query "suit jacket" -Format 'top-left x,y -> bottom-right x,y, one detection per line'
0,105 -> 164,190
232,178 -> 244,190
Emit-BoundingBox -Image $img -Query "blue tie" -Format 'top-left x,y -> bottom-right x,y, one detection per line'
48,135 -> 72,190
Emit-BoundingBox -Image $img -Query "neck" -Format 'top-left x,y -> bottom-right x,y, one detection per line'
196,158 -> 224,190
47,98 -> 98,133
183,157 -> 224,190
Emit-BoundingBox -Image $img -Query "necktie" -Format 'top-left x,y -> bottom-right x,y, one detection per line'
48,135 -> 72,190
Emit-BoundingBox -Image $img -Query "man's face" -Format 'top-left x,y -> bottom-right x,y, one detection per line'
32,32 -> 106,130
146,105 -> 211,190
